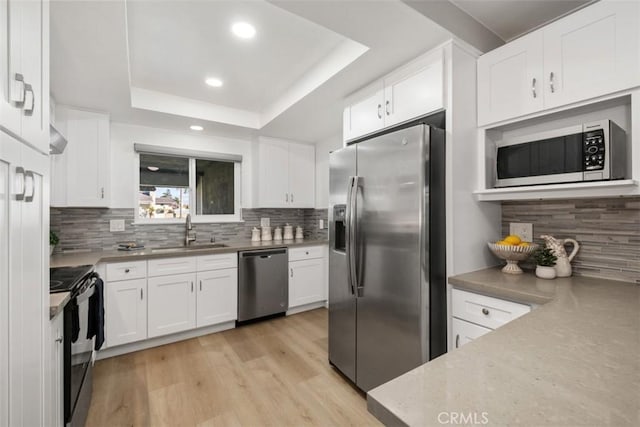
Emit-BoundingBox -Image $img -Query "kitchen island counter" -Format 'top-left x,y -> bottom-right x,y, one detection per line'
368,268 -> 640,426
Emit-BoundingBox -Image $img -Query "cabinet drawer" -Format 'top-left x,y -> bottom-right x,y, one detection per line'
452,288 -> 530,330
288,245 -> 325,261
452,318 -> 492,349
148,257 -> 197,277
106,261 -> 147,282
197,253 -> 237,272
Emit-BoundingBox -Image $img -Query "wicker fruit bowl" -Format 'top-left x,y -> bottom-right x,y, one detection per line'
487,242 -> 539,274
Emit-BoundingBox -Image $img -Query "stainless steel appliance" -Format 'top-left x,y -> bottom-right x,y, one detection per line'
50,265 -> 98,427
329,120 -> 447,392
237,248 -> 288,322
495,119 -> 627,187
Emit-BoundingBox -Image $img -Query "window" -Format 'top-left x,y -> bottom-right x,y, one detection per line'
136,149 -> 241,222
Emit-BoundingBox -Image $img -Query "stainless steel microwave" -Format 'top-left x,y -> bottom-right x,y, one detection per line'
495,120 -> 627,188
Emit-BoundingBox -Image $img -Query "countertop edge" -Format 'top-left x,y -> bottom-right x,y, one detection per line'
448,274 -> 555,305
49,291 -> 70,320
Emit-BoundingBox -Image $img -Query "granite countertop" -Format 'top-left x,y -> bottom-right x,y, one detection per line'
50,238 -> 329,268
49,291 -> 70,319
368,268 -> 640,426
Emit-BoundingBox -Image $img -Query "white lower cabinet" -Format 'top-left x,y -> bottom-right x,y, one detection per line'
147,273 -> 197,338
105,278 -> 147,347
196,268 -> 237,327
288,246 -> 328,310
451,288 -> 531,349
452,317 -> 491,349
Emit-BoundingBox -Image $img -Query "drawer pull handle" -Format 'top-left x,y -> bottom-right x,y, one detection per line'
124,268 -> 130,273
455,334 -> 460,348
482,308 -> 490,315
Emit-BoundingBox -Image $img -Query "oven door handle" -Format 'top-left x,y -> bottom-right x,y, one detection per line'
75,281 -> 96,304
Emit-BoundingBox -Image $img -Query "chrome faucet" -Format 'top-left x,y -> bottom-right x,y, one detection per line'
185,214 -> 196,246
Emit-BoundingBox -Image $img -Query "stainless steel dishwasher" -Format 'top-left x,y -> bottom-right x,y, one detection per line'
237,248 -> 288,322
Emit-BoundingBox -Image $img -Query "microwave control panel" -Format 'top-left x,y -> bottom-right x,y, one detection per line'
583,129 -> 605,171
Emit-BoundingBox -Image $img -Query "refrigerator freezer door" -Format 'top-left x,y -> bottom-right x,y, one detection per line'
355,124 -> 427,391
328,146 -> 357,382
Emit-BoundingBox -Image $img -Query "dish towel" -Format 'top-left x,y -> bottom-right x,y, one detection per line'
87,276 -> 105,351
70,298 -> 80,343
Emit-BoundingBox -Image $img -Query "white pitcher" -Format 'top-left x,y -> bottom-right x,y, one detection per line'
540,235 -> 580,277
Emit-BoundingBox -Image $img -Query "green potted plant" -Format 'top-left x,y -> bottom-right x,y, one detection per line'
534,247 -> 557,279
50,231 -> 59,256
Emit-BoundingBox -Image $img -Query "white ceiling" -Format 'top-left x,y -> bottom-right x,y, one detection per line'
50,0 -> 592,143
451,0 -> 593,42
127,1 -> 345,112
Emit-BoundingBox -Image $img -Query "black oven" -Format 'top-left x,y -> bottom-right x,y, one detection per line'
51,266 -> 100,427
495,119 -> 627,187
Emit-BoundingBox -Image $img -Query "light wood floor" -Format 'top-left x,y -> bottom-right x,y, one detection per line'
87,309 -> 381,426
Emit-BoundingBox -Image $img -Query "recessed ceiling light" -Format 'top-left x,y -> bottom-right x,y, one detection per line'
190,125 -> 204,131
147,166 -> 159,172
205,77 -> 223,87
231,22 -> 256,39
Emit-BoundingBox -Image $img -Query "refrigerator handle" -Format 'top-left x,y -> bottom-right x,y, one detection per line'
345,176 -> 356,295
353,177 -> 364,297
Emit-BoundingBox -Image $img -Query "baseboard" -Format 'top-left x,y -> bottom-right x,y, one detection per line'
286,300 -> 327,316
96,321 -> 236,360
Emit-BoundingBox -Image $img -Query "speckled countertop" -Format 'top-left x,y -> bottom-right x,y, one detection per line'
368,268 -> 640,426
49,239 -> 328,315
50,238 -> 328,268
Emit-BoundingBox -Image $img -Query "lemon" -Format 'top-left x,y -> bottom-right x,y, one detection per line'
496,240 -> 513,246
518,242 -> 530,247
504,235 -> 522,245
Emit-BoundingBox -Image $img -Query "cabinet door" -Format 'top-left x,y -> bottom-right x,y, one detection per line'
287,143 -> 315,208
343,83 -> 384,142
147,273 -> 196,338
58,108 -> 110,207
452,318 -> 491,349
19,0 -> 48,153
0,0 -> 21,136
477,32 -> 544,126
105,278 -> 147,347
543,0 -> 640,109
289,258 -> 326,308
257,138 -> 290,207
196,268 -> 237,328
384,53 -> 443,127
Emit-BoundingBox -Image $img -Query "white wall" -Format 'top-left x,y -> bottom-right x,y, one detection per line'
110,122 -> 255,209
314,133 -> 343,208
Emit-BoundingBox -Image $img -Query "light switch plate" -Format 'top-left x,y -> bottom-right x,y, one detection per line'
260,218 -> 270,227
110,219 -> 125,232
319,219 -> 324,229
510,222 -> 533,242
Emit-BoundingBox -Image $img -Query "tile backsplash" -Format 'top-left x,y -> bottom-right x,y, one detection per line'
502,197 -> 640,284
51,208 -> 328,254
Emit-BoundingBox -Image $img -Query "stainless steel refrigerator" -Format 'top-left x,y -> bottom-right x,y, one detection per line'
328,119 -> 447,392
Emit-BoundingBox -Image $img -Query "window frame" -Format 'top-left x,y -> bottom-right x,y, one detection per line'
134,152 -> 243,225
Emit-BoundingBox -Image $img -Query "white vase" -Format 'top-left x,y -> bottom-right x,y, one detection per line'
536,265 -> 556,280
49,245 -> 55,256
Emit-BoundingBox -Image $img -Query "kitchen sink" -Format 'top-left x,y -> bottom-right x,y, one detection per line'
151,243 -> 228,253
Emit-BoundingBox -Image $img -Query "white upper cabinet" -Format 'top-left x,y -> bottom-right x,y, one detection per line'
477,33 -> 544,126
0,0 -> 49,154
477,0 -> 640,127
383,50 -> 443,127
343,82 -> 385,142
257,137 -> 315,208
51,107 -> 110,207
542,0 -> 640,109
343,49 -> 444,142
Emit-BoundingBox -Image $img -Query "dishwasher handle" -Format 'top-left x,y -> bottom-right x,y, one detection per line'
239,248 -> 287,258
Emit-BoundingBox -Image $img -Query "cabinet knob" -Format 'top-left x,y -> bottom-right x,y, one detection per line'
55,337 -> 63,343
482,308 -> 490,315
124,268 -> 130,273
